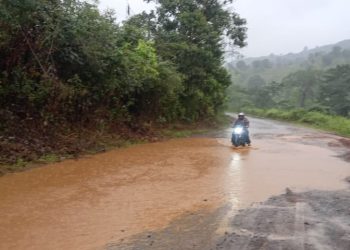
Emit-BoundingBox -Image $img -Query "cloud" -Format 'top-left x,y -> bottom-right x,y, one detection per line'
234,0 -> 350,57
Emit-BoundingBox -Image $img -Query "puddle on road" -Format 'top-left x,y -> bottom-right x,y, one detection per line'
0,135 -> 349,250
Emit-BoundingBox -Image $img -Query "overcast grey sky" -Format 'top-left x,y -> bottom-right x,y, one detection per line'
98,0 -> 350,58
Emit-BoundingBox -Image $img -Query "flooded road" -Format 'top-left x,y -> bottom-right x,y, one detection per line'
0,117 -> 349,250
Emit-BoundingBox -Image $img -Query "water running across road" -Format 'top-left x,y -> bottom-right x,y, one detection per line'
0,117 -> 349,250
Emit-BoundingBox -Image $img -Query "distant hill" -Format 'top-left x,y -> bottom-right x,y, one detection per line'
227,39 -> 350,86
230,39 -> 350,66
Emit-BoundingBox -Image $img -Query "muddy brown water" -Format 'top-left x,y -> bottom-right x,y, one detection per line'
0,117 -> 349,250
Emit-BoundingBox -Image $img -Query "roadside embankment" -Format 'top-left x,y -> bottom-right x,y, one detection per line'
0,114 -> 230,176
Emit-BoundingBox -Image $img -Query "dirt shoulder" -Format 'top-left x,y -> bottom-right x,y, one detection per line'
0,116 -> 230,176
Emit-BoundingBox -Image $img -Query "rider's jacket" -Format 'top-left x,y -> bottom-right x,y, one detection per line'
233,117 -> 250,128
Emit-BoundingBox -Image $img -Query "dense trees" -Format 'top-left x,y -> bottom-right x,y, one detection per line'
281,69 -> 320,108
319,65 -> 350,117
227,41 -> 350,118
228,65 -> 350,117
0,0 -> 246,163
0,0 -> 246,124
144,0 -> 247,119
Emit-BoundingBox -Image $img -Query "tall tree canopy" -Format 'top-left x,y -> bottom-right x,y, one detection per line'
0,0 -> 246,163
146,0 -> 247,119
319,65 -> 350,116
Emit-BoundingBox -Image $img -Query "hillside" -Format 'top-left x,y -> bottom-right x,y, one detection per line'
227,39 -> 350,86
226,39 -> 350,118
229,39 -> 350,67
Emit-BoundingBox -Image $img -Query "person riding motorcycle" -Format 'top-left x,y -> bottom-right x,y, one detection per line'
233,112 -> 251,146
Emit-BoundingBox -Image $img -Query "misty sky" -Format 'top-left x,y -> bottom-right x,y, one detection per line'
98,0 -> 350,58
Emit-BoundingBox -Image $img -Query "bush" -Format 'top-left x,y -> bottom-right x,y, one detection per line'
298,111 -> 328,125
323,116 -> 350,136
286,109 -> 307,120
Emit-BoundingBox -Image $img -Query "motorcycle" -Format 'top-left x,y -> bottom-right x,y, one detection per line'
231,126 -> 249,147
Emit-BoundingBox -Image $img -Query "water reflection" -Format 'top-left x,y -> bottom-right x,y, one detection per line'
232,152 -> 241,162
227,148 -> 251,207
216,148 -> 251,235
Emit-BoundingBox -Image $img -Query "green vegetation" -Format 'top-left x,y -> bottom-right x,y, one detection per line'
246,108 -> 350,137
37,154 -> 61,163
227,39 -> 350,131
228,63 -> 350,118
0,0 -> 246,167
227,40 -> 350,137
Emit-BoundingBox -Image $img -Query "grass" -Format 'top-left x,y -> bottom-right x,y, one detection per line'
246,108 -> 350,137
37,153 -> 61,163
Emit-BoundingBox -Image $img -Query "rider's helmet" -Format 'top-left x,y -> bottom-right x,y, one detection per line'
238,112 -> 245,119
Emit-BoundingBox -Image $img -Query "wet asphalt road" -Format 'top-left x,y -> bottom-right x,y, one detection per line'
108,116 -> 350,250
